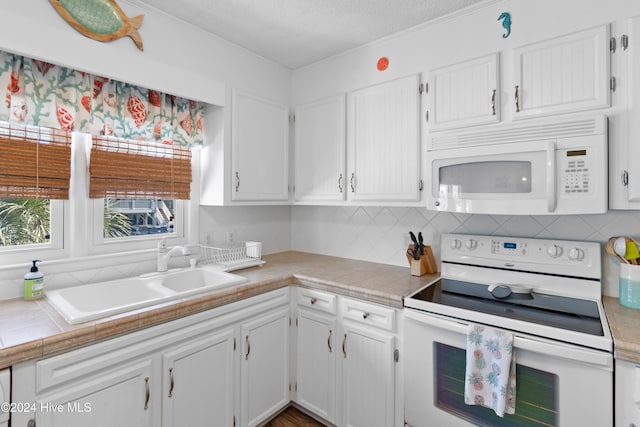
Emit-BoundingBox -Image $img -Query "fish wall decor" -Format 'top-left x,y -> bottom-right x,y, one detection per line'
50,0 -> 144,51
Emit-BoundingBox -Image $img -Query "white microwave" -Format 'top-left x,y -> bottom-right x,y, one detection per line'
426,115 -> 608,215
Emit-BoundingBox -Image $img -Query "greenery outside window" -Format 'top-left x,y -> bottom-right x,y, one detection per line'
0,198 -> 51,246
104,198 -> 176,239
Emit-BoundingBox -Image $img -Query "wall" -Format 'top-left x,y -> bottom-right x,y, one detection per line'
290,0 -> 640,298
0,1 -> 291,105
0,1 -> 292,300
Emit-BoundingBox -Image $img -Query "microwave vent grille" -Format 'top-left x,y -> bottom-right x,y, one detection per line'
429,117 -> 604,150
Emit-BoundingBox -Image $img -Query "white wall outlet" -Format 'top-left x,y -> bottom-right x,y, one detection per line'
227,230 -> 236,244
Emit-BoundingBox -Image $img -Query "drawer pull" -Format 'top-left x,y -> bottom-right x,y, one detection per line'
144,377 -> 150,410
168,368 -> 175,398
362,312 -> 370,320
310,297 -> 317,305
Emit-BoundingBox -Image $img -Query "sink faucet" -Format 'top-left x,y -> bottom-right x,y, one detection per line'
157,238 -> 192,272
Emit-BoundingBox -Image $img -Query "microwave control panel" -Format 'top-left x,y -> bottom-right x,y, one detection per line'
563,150 -> 590,194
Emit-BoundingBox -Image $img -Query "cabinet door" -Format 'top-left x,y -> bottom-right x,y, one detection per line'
240,307 -> 290,427
294,95 -> 346,202
428,53 -> 500,131
232,89 -> 289,201
37,359 -> 156,427
340,322 -> 395,427
513,25 -> 610,119
348,74 -> 421,202
162,327 -> 235,427
615,359 -> 638,427
296,308 -> 337,423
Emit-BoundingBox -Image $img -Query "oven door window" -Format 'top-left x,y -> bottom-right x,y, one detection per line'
435,342 -> 558,426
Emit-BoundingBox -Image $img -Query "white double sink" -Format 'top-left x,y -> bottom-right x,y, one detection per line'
46,266 -> 248,324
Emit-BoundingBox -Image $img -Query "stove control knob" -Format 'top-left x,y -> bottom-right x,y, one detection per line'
547,245 -> 563,258
568,247 -> 585,261
465,239 -> 478,250
450,239 -> 462,250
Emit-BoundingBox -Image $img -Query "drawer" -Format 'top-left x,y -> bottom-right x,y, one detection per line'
341,297 -> 395,332
297,288 -> 337,315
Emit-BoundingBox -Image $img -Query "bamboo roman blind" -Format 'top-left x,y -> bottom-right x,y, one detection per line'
89,136 -> 192,199
0,122 -> 71,199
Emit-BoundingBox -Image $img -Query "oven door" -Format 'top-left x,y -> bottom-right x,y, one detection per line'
404,309 -> 613,427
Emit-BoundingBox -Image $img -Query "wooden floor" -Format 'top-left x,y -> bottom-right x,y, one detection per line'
263,406 -> 327,427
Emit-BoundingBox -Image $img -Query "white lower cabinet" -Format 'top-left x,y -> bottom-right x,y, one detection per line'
240,307 -> 291,427
616,359 -> 640,427
11,287 -> 290,427
37,359 -> 156,427
162,327 -> 235,427
10,286 -> 401,427
0,369 -> 8,427
294,288 -> 399,427
296,297 -> 338,423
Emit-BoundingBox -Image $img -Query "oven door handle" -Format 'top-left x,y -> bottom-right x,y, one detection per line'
405,309 -> 612,368
546,140 -> 557,213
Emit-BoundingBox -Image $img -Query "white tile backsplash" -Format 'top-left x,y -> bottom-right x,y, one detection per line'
291,206 -> 640,297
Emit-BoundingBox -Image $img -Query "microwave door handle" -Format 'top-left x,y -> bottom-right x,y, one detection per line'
546,141 -> 557,212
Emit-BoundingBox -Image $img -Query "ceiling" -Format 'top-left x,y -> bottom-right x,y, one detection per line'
135,0 -> 486,70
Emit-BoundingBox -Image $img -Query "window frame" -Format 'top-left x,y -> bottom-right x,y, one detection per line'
0,131 -> 197,266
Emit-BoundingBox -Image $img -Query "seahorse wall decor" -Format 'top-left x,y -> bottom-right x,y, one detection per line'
498,12 -> 512,39
50,0 -> 144,51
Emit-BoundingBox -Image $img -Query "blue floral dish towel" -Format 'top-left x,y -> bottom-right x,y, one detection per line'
464,324 -> 516,417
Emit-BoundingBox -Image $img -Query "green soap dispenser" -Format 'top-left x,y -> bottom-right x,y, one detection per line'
24,259 -> 44,300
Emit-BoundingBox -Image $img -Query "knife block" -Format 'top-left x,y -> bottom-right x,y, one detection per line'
406,244 -> 438,276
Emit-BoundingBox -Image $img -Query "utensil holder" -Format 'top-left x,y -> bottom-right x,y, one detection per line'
406,244 -> 438,276
619,263 -> 640,309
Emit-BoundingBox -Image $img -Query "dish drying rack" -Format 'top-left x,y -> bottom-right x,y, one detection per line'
200,241 -> 265,272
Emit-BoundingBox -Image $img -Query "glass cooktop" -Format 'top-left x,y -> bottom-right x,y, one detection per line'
408,278 -> 604,337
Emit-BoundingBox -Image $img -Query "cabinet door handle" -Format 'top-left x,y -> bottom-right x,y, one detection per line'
310,297 -> 317,305
491,89 -> 497,115
168,368 -> 175,398
514,85 -> 520,112
235,172 -> 240,192
362,312 -> 370,320
144,377 -> 150,410
245,335 -> 251,360
350,173 -> 356,193
328,329 -> 333,353
338,173 -> 343,193
342,334 -> 347,358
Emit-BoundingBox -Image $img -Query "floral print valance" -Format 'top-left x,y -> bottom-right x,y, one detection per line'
0,50 -> 204,146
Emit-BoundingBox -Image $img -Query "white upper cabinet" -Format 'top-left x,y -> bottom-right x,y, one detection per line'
512,25 -> 611,119
294,95 -> 346,202
427,53 -> 501,131
231,89 -> 290,201
347,74 -> 422,202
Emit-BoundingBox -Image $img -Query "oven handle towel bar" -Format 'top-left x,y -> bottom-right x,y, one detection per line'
404,309 -> 612,368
